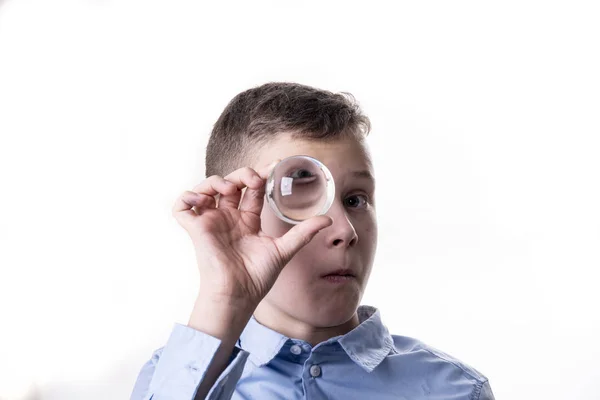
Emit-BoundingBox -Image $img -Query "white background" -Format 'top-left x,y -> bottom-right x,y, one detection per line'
1,1 -> 599,399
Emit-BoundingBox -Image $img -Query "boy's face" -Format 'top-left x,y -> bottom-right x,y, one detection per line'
253,133 -> 378,329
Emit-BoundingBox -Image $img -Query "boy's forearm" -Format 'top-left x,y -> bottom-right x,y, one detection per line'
189,291 -> 256,399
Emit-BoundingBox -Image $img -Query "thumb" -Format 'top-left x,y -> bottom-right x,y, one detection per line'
273,215 -> 333,262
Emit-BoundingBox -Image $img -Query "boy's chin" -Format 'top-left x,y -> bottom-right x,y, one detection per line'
260,292 -> 362,329
297,300 -> 360,328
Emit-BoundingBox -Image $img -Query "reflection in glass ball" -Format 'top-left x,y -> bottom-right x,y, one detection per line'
266,156 -> 335,224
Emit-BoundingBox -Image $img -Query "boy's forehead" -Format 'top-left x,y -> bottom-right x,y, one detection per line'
253,134 -> 374,174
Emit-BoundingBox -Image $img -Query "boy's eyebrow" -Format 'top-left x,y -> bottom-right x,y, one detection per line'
352,170 -> 376,184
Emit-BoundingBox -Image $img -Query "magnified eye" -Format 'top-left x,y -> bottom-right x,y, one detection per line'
289,169 -> 316,181
267,155 -> 335,224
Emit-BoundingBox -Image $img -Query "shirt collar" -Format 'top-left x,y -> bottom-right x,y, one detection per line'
238,305 -> 394,373
337,305 -> 395,372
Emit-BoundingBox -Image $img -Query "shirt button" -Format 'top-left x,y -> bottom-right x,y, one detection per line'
309,364 -> 321,378
290,344 -> 302,355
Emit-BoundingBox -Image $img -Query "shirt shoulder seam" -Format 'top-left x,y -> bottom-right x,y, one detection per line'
470,378 -> 490,400
418,346 -> 487,383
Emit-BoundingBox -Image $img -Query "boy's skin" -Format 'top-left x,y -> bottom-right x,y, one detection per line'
173,132 -> 377,399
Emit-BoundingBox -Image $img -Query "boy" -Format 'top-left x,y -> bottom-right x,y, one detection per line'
130,82 -> 495,399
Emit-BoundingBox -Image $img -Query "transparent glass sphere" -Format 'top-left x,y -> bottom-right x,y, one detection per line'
265,155 -> 335,225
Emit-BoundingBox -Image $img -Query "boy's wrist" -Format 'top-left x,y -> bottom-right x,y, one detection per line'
188,290 -> 257,343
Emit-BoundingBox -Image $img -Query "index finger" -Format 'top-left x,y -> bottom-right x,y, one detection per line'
256,158 -> 282,180
223,159 -> 282,188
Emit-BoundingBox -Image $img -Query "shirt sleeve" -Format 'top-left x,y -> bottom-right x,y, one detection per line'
476,380 -> 495,400
129,323 -> 249,400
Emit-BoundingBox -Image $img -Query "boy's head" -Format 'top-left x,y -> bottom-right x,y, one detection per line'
205,82 -> 377,339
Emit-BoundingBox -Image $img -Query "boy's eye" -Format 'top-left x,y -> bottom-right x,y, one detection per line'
289,169 -> 315,179
344,194 -> 369,209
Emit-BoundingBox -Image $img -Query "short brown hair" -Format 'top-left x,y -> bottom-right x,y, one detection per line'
205,82 -> 371,178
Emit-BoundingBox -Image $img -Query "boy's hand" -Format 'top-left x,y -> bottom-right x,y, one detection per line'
172,160 -> 333,309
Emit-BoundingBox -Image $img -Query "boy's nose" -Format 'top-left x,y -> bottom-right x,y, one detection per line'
323,201 -> 358,248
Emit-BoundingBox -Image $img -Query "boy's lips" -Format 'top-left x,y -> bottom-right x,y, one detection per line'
321,268 -> 356,278
321,268 -> 358,284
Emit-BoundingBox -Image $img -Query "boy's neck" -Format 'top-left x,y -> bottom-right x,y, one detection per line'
253,302 -> 361,347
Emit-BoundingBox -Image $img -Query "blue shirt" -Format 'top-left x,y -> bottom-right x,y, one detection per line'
130,305 -> 495,399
